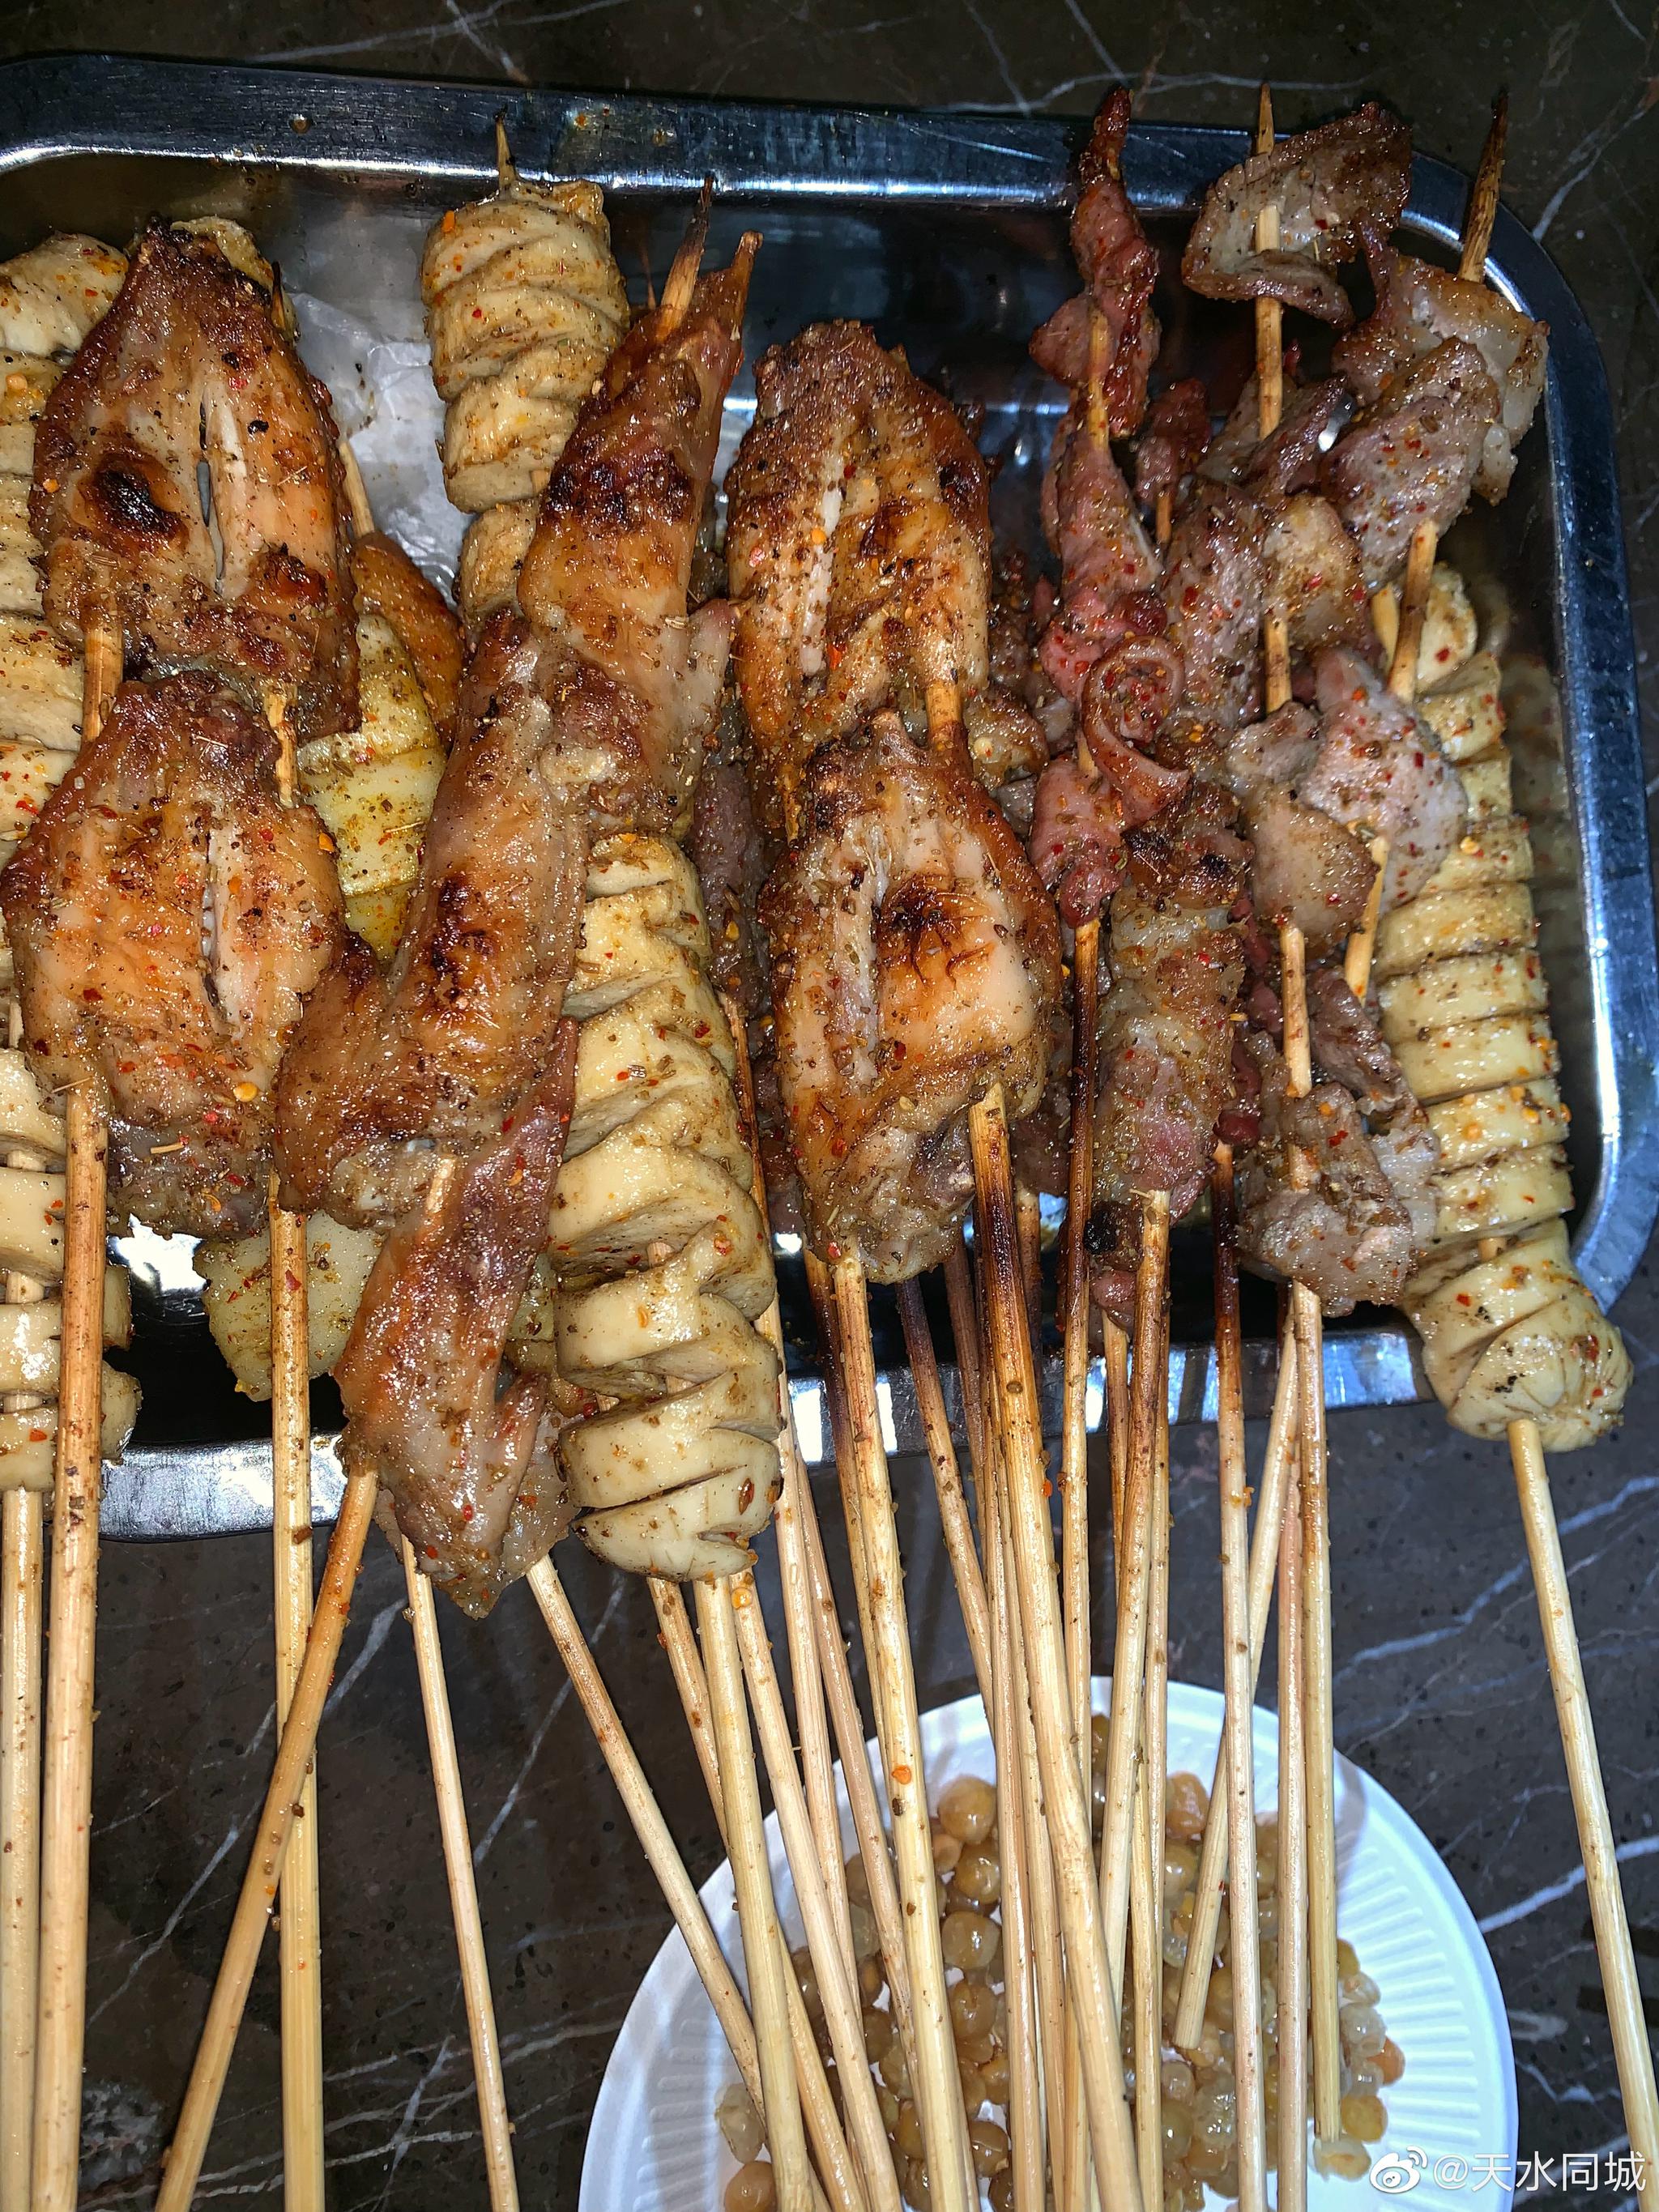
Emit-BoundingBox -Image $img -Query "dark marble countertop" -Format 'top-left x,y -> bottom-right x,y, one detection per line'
2,6 -> 1656,2209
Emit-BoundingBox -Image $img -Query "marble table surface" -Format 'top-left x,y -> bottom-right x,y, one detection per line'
2,5 -> 1656,2208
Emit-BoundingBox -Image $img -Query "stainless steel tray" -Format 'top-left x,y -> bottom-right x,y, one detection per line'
0,55 -> 1652,1538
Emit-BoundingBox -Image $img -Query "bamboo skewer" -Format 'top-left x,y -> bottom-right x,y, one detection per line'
895,1281 -> 993,1712
725,997 -> 860,1999
1,990 -> 47,2212
1098,1187 -> 1170,1981
966,1085 -> 1144,2211
1250,81 -> 1341,2149
1174,1317 -> 1296,2045
648,1583 -> 864,2212
1205,1145 -> 1267,2212
696,1578 -> 815,2212
526,1561 -> 843,2212
830,1254 -> 975,2212
30,613 -> 119,2212
401,1545 -> 519,2211
262,684 -> 327,2212
0,1483 -> 41,2212
730,1575 -> 902,2212
158,1465 -> 382,2212
1276,1431 -> 1310,2212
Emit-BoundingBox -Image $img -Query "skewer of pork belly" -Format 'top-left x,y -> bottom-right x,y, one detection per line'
0,233 -> 131,2212
6,219 -> 356,2212
733,321 -> 1147,2212
1024,90 -> 1184,2201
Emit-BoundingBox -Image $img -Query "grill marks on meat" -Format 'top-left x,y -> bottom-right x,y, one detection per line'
1335,250 -> 1546,501
727,321 -> 991,843
0,672 -> 346,1236
275,611 -> 591,1225
1306,646 -> 1466,907
1321,339 -> 1501,588
1237,969 -> 1435,1313
31,223 -> 356,741
1030,90 -> 1161,434
335,1033 -> 579,1618
761,716 -> 1062,1281
517,241 -> 754,835
1089,767 -> 1252,1321
1182,102 -> 1412,326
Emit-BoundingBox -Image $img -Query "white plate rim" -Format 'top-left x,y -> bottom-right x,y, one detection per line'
581,1681 -> 1518,2212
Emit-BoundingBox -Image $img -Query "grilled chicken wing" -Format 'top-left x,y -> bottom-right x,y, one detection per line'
0,671 -> 345,1236
31,223 -> 356,740
516,240 -> 755,837
335,1034 -> 579,1617
274,612 -> 591,1226
762,714 -> 1062,1281
727,321 -> 992,842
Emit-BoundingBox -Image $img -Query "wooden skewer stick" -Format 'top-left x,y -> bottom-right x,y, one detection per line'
895,1281 -> 993,1713
262,688 -> 327,2212
401,1545 -> 519,2211
1276,1429 -> 1310,2212
339,441 -> 527,2201
695,1577 -> 815,2212
1098,1187 -> 1170,1981
30,613 -> 118,2212
966,1086 -> 1144,2212
1251,80 -> 1340,2149
1205,1147 -> 1268,2212
525,1561 -> 842,2212
0,1016 -> 47,2212
0,1481 -> 41,2212
724,995 -> 859,1998
1506,1417 -> 1659,2207
830,1255 -> 976,2212
648,1583 -> 865,2212
1061,922 -> 1101,1784
1174,1316 -> 1297,2041
730,1575 -> 902,2212
157,1467 -> 382,2212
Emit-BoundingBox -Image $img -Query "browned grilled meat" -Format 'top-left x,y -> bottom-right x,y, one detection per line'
1199,374 -> 1352,498
1220,701 -> 1379,950
1035,408 -> 1165,709
274,611 -> 591,1226
336,1031 -> 578,1617
727,321 -> 991,841
1134,377 -> 1212,511
1030,89 -> 1161,434
516,241 -> 754,837
1089,752 -> 1252,1321
1334,249 -> 1546,501
0,672 -> 346,1236
1263,492 -> 1371,658
1236,967 -> 1435,1313
31,223 -> 356,740
761,714 -> 1062,1281
1181,103 -> 1412,326
1160,481 -> 1265,727
350,531 -> 464,742
1321,338 -> 1501,587
1304,646 -> 1466,906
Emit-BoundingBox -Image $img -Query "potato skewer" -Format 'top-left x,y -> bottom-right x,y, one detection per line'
0,233 -> 128,2212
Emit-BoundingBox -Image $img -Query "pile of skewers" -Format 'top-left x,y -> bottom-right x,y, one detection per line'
0,76 -> 1652,2212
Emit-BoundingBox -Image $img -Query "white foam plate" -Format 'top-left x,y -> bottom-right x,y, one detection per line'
581,1681 -> 1516,2212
